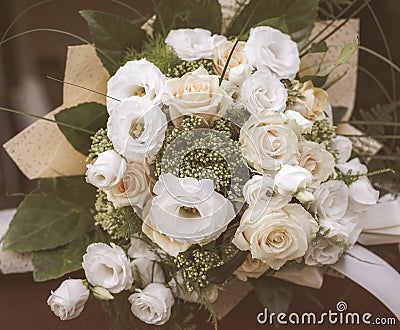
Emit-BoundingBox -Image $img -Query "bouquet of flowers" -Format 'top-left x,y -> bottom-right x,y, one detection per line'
1,0 -> 399,328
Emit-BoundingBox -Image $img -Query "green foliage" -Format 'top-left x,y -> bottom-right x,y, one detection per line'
166,59 -> 214,78
313,227 -> 351,251
123,35 -> 182,74
3,176 -> 96,253
153,0 -> 222,35
250,277 -> 293,316
227,0 -> 319,49
309,41 -> 329,53
300,42 -> 358,87
303,119 -> 336,154
80,10 -> 147,74
55,102 -> 108,155
32,235 -> 92,281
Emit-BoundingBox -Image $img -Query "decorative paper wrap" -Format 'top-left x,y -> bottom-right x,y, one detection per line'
0,209 -> 33,274
3,45 -> 109,179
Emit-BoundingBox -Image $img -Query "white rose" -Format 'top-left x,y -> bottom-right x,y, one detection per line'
107,97 -> 167,162
284,110 -> 313,135
288,80 -> 329,121
82,242 -> 133,293
129,283 -> 174,325
240,112 -> 299,173
243,175 -> 291,210
130,258 -> 165,289
309,180 -> 348,220
244,26 -> 300,79
105,161 -> 151,209
165,28 -> 226,61
107,59 -> 166,113
305,215 -> 362,266
332,136 -> 352,163
234,253 -> 269,281
233,203 -> 318,270
228,63 -> 253,87
213,40 -> 249,75
348,177 -> 379,214
275,165 -> 312,195
47,279 -> 89,321
163,67 -> 231,125
168,273 -> 218,303
143,173 -> 236,256
241,71 -> 288,115
85,150 -> 126,189
298,140 -> 335,187
128,237 -> 160,261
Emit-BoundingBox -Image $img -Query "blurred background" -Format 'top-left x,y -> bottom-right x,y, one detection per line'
0,0 -> 399,329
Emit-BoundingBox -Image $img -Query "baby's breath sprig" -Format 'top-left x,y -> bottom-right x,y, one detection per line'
93,190 -> 142,240
334,167 -> 394,186
303,119 -> 337,154
166,59 -> 215,78
87,128 -> 113,162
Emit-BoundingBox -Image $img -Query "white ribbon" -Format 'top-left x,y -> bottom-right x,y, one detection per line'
358,199 -> 400,245
331,244 -> 400,320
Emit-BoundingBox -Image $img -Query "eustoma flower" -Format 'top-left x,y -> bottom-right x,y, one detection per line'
165,28 -> 226,61
142,173 -> 235,256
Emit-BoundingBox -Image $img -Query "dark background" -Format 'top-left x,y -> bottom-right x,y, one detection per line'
0,0 -> 399,329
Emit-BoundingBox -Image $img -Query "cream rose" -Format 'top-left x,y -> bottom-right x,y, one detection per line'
105,161 -> 151,209
143,173 -> 236,256
47,279 -> 89,321
213,40 -> 248,75
285,110 -> 313,135
289,80 -> 329,121
234,253 -> 270,281
298,140 -> 335,187
128,283 -> 174,325
243,175 -> 291,210
240,112 -> 299,173
309,180 -> 348,220
241,71 -> 288,115
107,59 -> 166,113
163,67 -> 231,124
244,26 -> 300,79
165,28 -> 226,61
82,242 -> 133,293
107,97 -> 167,162
233,203 -> 318,270
85,150 -> 126,190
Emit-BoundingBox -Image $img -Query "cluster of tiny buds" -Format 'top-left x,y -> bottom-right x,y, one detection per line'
166,59 -> 214,78
87,128 -> 113,162
303,119 -> 337,154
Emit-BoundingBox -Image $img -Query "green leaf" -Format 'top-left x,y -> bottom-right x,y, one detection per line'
332,106 -> 348,125
80,10 -> 147,73
32,236 -> 90,282
206,250 -> 247,284
55,102 -> 107,155
300,43 -> 357,87
319,43 -> 358,76
3,176 -> 96,253
309,41 -> 328,53
153,0 -> 222,35
250,277 -> 293,315
227,0 -> 318,48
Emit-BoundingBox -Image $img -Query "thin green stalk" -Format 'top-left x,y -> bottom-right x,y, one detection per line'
0,0 -> 52,43
300,0 -> 372,58
301,0 -> 357,52
152,0 -> 166,35
358,66 -> 392,103
342,134 -> 400,139
358,46 -> 400,74
46,76 -> 121,102
342,120 -> 400,127
0,106 -> 94,134
219,0 -> 259,85
0,28 -> 117,68
109,0 -> 147,19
